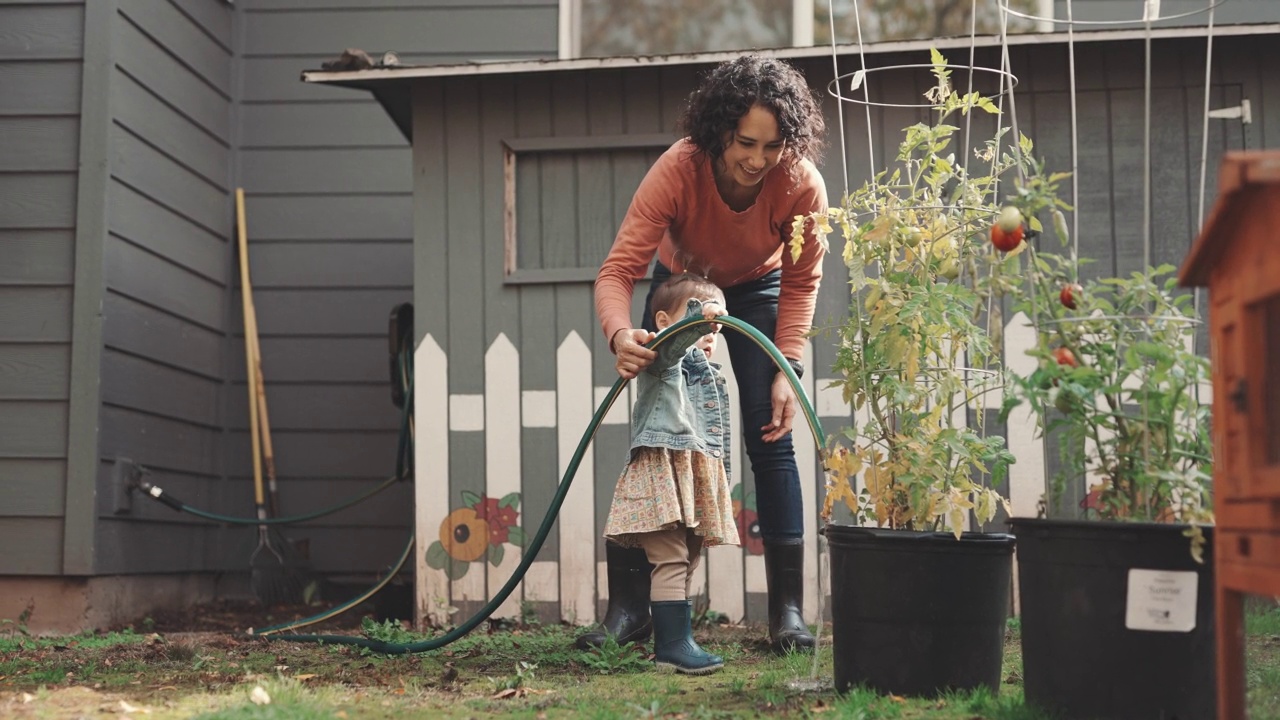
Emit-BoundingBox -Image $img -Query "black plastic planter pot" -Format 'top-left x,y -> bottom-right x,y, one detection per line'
1010,518 -> 1215,720
825,525 -> 1015,697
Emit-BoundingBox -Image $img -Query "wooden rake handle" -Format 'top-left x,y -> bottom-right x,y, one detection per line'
236,189 -> 266,511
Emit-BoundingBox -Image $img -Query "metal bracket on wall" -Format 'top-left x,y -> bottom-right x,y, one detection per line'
111,457 -> 142,515
1209,98 -> 1252,125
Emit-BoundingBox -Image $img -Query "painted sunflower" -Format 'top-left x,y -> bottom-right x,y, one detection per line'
440,507 -> 488,562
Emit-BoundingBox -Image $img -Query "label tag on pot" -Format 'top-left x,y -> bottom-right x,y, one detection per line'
1124,569 -> 1197,632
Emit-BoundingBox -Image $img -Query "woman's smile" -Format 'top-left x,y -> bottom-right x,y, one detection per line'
719,105 -> 784,191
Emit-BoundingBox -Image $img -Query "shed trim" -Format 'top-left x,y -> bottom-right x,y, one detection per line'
302,23 -> 1280,86
66,0 -> 120,575
503,133 -> 677,153
1180,151 -> 1280,287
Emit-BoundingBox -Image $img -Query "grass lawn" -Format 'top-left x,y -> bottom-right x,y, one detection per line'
0,603 -> 1277,719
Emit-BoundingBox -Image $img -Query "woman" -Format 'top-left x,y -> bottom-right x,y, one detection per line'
581,54 -> 828,655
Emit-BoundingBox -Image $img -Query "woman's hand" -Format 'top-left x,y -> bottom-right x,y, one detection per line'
760,371 -> 797,442
612,328 -> 657,379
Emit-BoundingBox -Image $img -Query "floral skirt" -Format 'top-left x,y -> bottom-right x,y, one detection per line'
604,447 -> 738,548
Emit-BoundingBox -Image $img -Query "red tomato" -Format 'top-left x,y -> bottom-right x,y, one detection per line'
1060,283 -> 1082,310
990,223 -> 1024,252
1052,346 -> 1077,368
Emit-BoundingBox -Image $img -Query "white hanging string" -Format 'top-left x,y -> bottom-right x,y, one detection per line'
827,0 -> 849,199
959,0 -> 981,177
850,0 -> 877,185
812,0 -> 854,683
1142,3 -> 1154,276
1194,3 -> 1216,309
1193,2 -> 1217,399
1065,0 -> 1081,268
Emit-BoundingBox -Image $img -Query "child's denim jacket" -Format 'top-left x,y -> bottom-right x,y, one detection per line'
629,299 -> 732,475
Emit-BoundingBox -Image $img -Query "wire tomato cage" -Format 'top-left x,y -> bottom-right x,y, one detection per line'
808,0 -> 1229,679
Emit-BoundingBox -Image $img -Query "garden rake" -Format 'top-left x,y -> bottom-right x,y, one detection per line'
237,188 -> 307,606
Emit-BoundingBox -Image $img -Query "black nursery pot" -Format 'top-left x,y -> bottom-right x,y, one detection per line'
1010,518 -> 1216,720
825,525 -> 1015,697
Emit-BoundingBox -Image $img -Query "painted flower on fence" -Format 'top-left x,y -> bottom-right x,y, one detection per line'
731,483 -> 763,556
426,491 -> 525,580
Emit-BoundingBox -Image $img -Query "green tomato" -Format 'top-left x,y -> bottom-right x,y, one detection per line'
1054,389 -> 1077,414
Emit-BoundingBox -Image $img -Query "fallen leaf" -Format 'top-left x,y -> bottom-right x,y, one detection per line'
119,700 -> 151,714
20,693 -> 34,704
250,686 -> 271,705
491,688 -> 527,700
295,674 -> 317,681
335,713 -> 348,719
889,694 -> 906,703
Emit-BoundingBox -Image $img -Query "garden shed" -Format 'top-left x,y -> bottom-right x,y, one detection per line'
303,23 -> 1280,628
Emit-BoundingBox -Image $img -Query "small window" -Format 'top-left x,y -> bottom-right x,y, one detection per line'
503,135 -> 673,284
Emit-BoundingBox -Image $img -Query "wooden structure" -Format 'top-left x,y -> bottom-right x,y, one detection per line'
1179,150 -> 1280,720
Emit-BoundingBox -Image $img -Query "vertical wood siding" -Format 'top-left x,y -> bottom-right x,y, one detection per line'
0,0 -> 84,574
235,0 -> 557,581
410,34 -> 1273,625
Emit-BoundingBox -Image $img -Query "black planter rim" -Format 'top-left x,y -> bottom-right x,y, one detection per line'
1007,516 -> 1215,537
822,523 -> 1015,546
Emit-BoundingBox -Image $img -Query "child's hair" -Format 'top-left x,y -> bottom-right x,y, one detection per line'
652,273 -> 725,319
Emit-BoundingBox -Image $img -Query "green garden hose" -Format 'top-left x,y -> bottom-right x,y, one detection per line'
255,314 -> 827,653
137,374 -> 415,526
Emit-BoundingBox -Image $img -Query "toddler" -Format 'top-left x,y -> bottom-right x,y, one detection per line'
602,273 -> 739,675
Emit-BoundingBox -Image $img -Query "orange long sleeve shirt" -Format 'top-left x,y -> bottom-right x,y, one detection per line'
595,139 -> 828,360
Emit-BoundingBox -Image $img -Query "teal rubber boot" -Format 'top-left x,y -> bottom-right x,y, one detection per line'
651,601 -> 723,675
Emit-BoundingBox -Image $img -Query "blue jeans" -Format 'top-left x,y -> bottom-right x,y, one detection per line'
642,263 -> 804,542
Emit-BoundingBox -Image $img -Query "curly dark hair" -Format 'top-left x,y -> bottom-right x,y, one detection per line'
679,55 -> 826,177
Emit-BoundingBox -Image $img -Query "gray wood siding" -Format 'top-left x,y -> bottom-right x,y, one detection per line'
94,0 -> 236,575
237,0 -> 557,576
0,0 -> 82,575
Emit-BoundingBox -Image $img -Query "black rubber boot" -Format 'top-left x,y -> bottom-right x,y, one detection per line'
763,538 -> 815,654
574,542 -> 653,649
651,600 -> 723,675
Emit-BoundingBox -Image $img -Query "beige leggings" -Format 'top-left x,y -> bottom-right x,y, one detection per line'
637,527 -> 705,602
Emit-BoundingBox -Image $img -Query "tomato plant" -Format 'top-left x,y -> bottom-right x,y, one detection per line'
791,49 -> 1068,537
1000,252 -> 1214,558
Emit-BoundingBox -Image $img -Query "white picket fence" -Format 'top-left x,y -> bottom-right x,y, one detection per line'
412,312 -> 1211,627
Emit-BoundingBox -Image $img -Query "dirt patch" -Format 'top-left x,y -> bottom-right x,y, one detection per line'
128,598 -> 366,636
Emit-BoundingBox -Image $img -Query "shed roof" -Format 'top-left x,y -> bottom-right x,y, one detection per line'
1180,151 -> 1280,287
302,22 -> 1280,143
